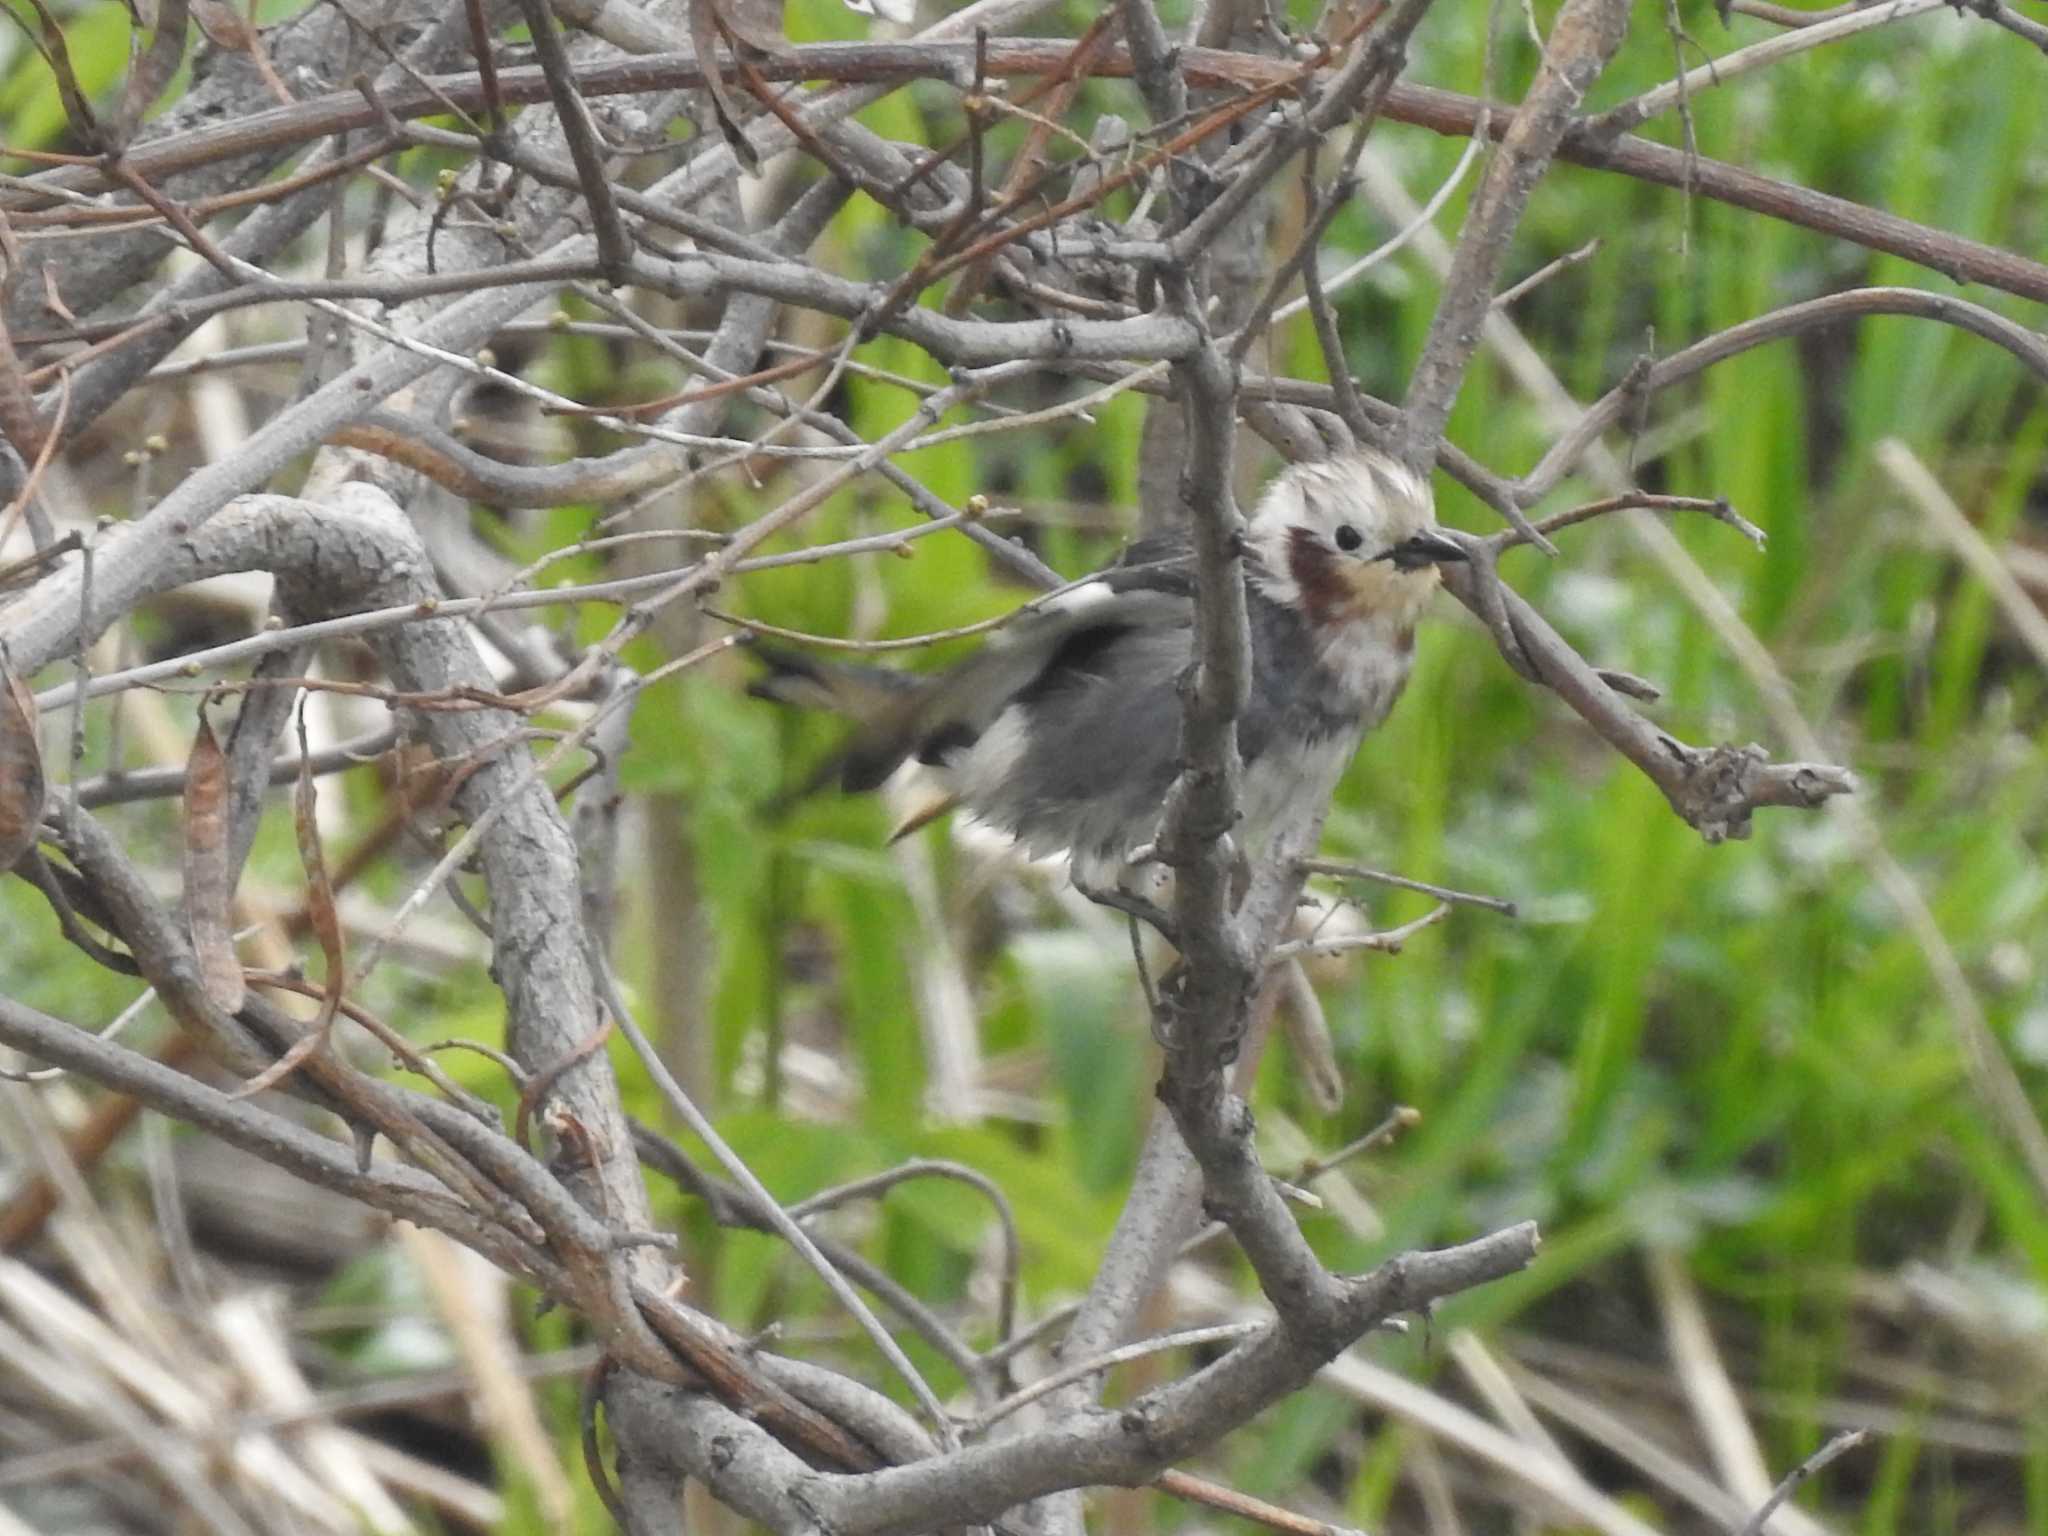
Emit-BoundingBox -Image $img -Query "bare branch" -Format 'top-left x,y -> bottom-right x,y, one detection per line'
1519,286 -> 2048,504
1400,0 -> 1632,503
1441,554 -> 1854,841
1590,0 -> 1947,139
791,1224 -> 1541,1535
1737,1429 -> 1870,1536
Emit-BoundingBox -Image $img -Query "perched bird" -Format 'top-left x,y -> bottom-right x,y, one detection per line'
751,449 -> 1465,904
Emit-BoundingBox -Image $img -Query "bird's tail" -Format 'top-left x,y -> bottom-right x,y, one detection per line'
746,644 -> 931,795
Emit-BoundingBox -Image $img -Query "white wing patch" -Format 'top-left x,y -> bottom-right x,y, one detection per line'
1029,579 -> 1120,622
841,0 -> 917,20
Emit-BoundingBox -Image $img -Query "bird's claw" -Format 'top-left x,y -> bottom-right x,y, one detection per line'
1074,874 -> 1180,947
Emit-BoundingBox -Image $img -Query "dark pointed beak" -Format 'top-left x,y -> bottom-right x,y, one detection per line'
1374,529 -> 1470,570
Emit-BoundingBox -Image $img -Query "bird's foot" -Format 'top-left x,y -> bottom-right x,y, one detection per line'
1128,834 -> 1249,912
1073,873 -> 1180,948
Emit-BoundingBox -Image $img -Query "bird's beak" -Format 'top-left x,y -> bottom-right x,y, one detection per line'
1373,529 -> 1470,570
1409,529 -> 1470,564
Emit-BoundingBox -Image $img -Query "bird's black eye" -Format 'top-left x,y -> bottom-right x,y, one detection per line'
1333,524 -> 1364,553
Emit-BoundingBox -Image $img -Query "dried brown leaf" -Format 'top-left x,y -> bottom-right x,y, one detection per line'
723,0 -> 785,49
4,0 -> 101,147
182,708 -> 245,1013
1277,956 -> 1344,1116
231,711 -> 345,1100
0,666 -> 47,874
292,708 -> 344,1034
40,268 -> 76,326
188,0 -> 254,51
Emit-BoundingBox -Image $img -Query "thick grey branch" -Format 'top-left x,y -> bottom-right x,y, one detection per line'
1399,0 -> 1633,471
0,993 -> 552,1280
785,1224 -> 1540,1536
1152,336 -> 1341,1323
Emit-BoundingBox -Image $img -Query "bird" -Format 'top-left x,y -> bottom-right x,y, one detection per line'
749,448 -> 1466,916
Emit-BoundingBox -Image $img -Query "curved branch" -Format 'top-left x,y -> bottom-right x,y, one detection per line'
1519,286 -> 2048,502
1440,553 -> 1855,841
1049,279 -> 2046,518
0,993 -> 545,1277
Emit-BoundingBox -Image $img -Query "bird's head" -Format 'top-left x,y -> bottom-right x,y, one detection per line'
1246,449 -> 1466,641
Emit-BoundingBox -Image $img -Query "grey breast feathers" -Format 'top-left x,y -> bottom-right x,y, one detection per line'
1239,590 -> 1377,759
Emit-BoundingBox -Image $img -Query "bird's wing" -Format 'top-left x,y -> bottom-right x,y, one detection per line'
909,531 -> 1199,745
756,531 -> 1216,795
1098,528 -> 1200,598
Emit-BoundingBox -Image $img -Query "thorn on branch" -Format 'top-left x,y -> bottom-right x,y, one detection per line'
1596,666 -> 1661,702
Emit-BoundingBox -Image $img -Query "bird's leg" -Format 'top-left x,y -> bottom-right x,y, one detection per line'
1125,914 -> 1173,1046
1069,845 -> 1180,939
1086,884 -> 1184,1050
1072,870 -> 1180,948
1136,783 -> 1251,911
1079,849 -> 1187,1044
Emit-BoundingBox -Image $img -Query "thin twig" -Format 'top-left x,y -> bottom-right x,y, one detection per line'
1154,1470 -> 1368,1536
970,1321 -> 1264,1432
786,1158 -> 1021,1353
1300,858 -> 1518,915
1736,1429 -> 1871,1536
1592,0 -> 1946,138
1491,237 -> 1600,309
1269,131 -> 1486,332
1508,491 -> 1766,550
594,955 -> 958,1446
1269,903 -> 1451,962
